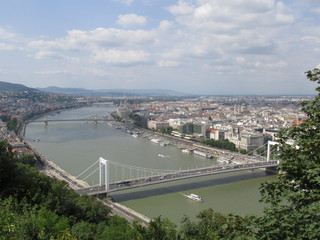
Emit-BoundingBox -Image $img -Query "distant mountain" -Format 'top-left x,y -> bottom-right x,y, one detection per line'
38,86 -> 189,97
37,86 -> 94,95
0,81 -> 38,92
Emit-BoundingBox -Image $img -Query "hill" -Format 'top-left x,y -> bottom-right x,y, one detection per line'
0,81 -> 38,92
38,86 -> 189,97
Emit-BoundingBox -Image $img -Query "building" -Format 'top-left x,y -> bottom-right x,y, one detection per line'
178,122 -> 194,134
147,120 -> 169,131
209,129 -> 226,141
240,132 -> 264,151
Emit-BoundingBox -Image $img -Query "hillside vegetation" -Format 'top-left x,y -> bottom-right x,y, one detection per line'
0,81 -> 37,92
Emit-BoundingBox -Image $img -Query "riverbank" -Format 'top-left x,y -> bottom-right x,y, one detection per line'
108,120 -> 258,166
20,105 -> 152,225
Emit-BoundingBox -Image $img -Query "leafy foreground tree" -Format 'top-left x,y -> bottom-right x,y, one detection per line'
179,209 -> 257,240
258,68 -> 320,239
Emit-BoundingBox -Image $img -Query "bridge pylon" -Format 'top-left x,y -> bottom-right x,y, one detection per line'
99,157 -> 109,191
44,115 -> 48,126
267,141 -> 278,162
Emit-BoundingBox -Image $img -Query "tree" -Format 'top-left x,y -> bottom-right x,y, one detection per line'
144,216 -> 177,240
258,68 -> 320,239
6,117 -> 19,133
0,141 -> 17,194
179,209 -> 257,240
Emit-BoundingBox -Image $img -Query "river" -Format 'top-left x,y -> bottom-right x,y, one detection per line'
25,105 -> 276,226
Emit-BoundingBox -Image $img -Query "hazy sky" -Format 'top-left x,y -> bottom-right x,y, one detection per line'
0,0 -> 319,95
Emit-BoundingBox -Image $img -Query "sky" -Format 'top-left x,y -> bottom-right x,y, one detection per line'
0,0 -> 319,95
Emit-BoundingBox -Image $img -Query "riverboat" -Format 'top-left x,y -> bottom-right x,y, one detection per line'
186,193 -> 203,202
193,150 -> 212,159
150,138 -> 159,144
182,149 -> 191,153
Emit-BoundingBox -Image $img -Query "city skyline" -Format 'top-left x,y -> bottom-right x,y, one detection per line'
0,0 -> 319,95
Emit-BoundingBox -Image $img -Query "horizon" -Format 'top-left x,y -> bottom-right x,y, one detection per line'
0,0 -> 319,95
0,80 -> 317,97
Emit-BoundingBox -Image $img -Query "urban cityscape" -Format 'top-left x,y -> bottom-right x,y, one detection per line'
0,86 -> 310,157
1,0 -> 319,238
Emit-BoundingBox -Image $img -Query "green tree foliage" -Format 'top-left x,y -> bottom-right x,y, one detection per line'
258,68 -> 320,239
130,113 -> 143,126
200,139 -> 237,152
0,140 -> 114,239
6,117 -> 19,133
0,141 -> 17,194
161,127 -> 174,135
17,153 -> 36,166
143,216 -> 177,240
180,209 -> 257,240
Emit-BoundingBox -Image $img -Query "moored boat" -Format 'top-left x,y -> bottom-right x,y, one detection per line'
150,138 -> 159,143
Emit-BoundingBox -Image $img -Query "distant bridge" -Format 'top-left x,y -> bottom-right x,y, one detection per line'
32,116 -> 113,125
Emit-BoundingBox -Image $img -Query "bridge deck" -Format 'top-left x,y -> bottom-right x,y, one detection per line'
32,118 -> 112,122
77,160 -> 279,196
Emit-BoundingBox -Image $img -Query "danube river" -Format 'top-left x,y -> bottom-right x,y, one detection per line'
25,105 -> 276,225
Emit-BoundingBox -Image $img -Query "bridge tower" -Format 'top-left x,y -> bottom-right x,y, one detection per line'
94,115 -> 98,125
44,115 -> 48,126
267,141 -> 278,162
99,157 -> 109,191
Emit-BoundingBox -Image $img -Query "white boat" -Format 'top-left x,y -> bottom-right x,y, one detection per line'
150,138 -> 159,144
193,150 -> 212,159
186,193 -> 203,202
132,134 -> 139,138
182,149 -> 190,153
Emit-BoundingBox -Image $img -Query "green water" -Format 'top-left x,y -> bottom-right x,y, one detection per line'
25,105 -> 276,225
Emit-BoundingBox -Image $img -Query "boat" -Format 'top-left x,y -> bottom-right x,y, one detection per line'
150,138 -> 159,144
132,134 -> 139,138
193,150 -> 212,159
186,193 -> 203,202
182,149 -> 191,153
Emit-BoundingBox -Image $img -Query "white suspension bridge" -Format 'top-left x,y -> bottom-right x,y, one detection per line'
75,141 -> 280,196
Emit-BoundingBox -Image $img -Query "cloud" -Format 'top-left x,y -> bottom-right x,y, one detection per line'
157,60 -> 180,68
117,14 -> 147,28
35,70 -> 70,75
113,0 -> 133,6
86,68 -> 110,77
0,43 -> 18,51
310,7 -> 320,14
254,60 -> 288,69
0,27 -> 18,40
170,0 -> 294,34
167,0 -> 194,15
33,51 -> 66,60
93,49 -> 151,66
